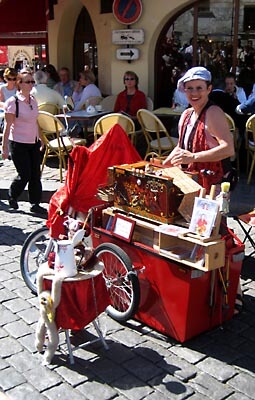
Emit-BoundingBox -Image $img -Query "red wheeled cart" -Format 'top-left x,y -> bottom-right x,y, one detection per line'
91,202 -> 244,343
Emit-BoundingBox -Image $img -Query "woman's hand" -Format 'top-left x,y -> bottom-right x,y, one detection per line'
168,147 -> 195,166
1,147 -> 9,160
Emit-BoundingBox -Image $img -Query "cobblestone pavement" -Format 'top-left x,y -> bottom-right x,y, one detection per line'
0,162 -> 255,399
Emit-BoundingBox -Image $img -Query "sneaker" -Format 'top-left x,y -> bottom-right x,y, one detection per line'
8,197 -> 19,210
30,204 -> 48,215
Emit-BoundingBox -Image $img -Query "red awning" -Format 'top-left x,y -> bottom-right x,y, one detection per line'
0,0 -> 47,45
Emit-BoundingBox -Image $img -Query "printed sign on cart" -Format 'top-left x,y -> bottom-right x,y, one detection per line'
116,48 -> 139,60
113,0 -> 143,25
112,29 -> 144,45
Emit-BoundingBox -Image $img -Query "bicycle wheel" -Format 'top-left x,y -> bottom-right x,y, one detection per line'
94,243 -> 140,322
20,226 -> 52,294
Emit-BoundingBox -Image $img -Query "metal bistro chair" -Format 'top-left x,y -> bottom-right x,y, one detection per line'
224,113 -> 240,173
99,95 -> 117,112
245,114 -> 255,184
38,111 -> 85,182
137,108 -> 178,159
38,102 -> 60,115
94,112 -> 135,143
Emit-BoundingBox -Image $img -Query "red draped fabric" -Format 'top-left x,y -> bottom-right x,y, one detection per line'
47,124 -> 142,238
43,273 -> 110,330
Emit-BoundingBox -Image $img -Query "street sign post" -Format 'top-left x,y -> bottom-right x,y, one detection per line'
112,29 -> 144,45
116,48 -> 139,61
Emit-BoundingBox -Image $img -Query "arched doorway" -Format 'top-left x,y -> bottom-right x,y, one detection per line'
73,7 -> 98,81
154,0 -> 253,108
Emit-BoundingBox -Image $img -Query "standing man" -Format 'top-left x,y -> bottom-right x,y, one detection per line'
54,67 -> 77,98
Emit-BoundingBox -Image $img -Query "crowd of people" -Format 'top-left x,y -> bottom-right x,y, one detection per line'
0,51 -> 255,214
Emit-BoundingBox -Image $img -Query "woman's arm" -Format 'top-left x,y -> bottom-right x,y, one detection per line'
170,106 -> 235,166
2,113 -> 15,160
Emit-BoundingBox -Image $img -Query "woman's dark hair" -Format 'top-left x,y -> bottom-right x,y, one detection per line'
42,64 -> 60,83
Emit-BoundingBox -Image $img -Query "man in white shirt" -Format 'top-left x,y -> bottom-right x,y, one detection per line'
32,70 -> 65,109
224,72 -> 247,104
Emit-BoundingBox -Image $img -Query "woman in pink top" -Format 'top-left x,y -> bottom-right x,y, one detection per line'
1,71 -> 47,214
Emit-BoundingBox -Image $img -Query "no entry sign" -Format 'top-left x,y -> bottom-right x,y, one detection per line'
113,0 -> 143,25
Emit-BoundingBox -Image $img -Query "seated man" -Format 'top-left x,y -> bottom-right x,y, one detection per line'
225,72 -> 247,104
236,96 -> 255,115
32,70 -> 65,109
54,67 -> 77,98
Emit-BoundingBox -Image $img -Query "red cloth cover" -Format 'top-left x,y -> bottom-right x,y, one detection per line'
46,124 -> 141,238
43,273 -> 110,330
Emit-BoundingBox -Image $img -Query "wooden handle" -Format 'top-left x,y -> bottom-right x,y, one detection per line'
209,185 -> 216,200
199,188 -> 206,198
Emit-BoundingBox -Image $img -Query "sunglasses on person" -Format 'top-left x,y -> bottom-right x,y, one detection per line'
7,77 -> 16,81
124,77 -> 135,81
22,80 -> 35,84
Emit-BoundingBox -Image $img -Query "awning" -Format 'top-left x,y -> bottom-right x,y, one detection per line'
0,0 -> 47,45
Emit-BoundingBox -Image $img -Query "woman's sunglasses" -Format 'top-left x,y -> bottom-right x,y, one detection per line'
23,80 -> 35,84
7,77 -> 16,81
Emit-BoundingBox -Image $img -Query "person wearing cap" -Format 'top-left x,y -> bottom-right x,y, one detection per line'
163,66 -> 235,193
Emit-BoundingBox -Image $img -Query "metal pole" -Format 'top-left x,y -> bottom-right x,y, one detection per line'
232,0 -> 240,75
192,2 -> 199,66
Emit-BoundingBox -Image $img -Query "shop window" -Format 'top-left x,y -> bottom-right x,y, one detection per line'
100,0 -> 113,14
243,7 -> 255,32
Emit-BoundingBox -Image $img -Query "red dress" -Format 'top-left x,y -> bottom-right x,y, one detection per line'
114,89 -> 147,116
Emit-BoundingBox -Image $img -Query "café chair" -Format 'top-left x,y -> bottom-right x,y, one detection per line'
38,111 -> 85,182
245,114 -> 255,184
137,108 -> 178,159
146,96 -> 154,111
99,95 -> 117,112
64,95 -> 74,110
224,113 -> 240,172
94,113 -> 135,143
38,102 -> 59,115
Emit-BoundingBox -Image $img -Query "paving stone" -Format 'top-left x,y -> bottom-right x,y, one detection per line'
103,342 -> 135,364
55,365 -> 90,387
0,367 -> 26,391
4,320 -> 33,338
158,353 -> 198,382
88,357 -> 127,383
43,383 -> 88,400
144,390 -> 180,400
77,380 -> 118,400
196,357 -> 236,382
0,336 -> 23,357
133,341 -> 170,361
110,329 -> 147,348
23,365 -> 62,392
201,342 -> 240,363
4,298 -> 32,313
148,373 -> 194,399
3,277 -> 24,291
170,345 -> 206,364
18,307 -> 39,325
8,350 -> 41,373
228,372 -> 255,398
0,358 -> 9,371
188,372 -> 234,399
226,393 -> 252,400
14,286 -> 35,300
0,287 -> 18,303
123,355 -> 163,382
0,327 -> 8,338
0,270 -> 13,282
7,383 -> 47,400
4,261 -> 20,273
18,333 -> 37,353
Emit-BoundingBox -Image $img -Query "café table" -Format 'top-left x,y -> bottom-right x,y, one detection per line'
56,109 -> 110,140
153,107 -> 184,138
